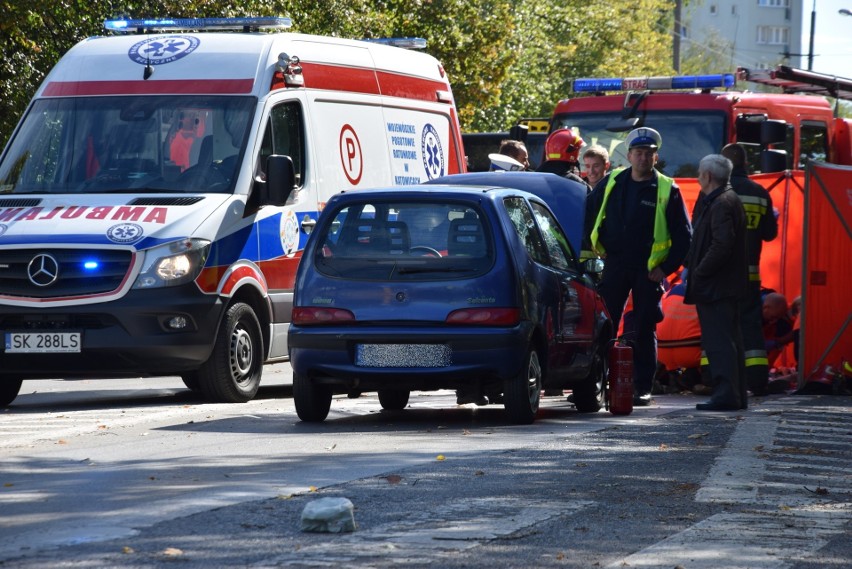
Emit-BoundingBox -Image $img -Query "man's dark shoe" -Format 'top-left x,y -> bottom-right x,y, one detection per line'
696,401 -> 740,411
633,393 -> 652,406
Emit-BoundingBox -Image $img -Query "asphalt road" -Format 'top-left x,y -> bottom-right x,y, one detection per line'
1,367 -> 849,568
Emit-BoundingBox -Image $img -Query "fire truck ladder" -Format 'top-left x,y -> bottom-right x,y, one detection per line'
737,65 -> 852,104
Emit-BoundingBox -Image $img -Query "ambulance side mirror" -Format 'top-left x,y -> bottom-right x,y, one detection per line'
265,154 -> 297,206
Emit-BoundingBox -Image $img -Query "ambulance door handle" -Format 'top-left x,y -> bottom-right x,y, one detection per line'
300,215 -> 317,235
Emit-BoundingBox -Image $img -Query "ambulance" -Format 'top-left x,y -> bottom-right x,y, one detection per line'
0,17 -> 465,406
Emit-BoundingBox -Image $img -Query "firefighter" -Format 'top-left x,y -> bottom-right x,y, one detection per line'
720,143 -> 778,395
585,127 -> 692,405
537,128 -> 592,191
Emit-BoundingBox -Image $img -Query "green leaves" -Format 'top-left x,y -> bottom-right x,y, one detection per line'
0,0 -> 678,142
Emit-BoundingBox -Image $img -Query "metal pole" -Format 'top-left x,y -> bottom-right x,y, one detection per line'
808,0 -> 816,71
673,0 -> 682,73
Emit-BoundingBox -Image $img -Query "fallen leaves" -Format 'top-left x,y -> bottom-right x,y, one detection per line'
384,474 -> 402,485
804,486 -> 830,495
436,454 -> 446,461
162,547 -> 183,557
688,432 -> 709,439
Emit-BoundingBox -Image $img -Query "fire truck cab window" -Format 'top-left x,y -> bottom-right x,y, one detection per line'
799,121 -> 828,168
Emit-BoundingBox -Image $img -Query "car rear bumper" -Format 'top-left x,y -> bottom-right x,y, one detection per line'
288,323 -> 534,389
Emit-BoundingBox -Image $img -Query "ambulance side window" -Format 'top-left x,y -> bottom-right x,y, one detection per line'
259,102 -> 305,186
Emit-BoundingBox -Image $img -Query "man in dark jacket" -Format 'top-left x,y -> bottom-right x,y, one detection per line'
721,143 -> 778,395
585,127 -> 692,405
685,154 -> 748,411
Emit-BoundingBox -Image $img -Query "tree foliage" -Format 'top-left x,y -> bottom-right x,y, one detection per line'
0,0 -> 677,142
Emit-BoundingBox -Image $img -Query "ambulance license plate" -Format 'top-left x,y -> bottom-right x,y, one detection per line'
5,332 -> 81,353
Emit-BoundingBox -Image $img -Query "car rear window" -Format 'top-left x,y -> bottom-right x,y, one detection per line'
313,200 -> 494,281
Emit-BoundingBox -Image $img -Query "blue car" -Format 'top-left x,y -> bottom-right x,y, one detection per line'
288,184 -> 612,424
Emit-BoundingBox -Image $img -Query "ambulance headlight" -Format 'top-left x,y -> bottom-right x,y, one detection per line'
133,239 -> 211,289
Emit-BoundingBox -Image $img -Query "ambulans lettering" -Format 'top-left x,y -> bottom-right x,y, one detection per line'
128,35 -> 200,66
421,123 -> 444,180
0,206 -> 169,224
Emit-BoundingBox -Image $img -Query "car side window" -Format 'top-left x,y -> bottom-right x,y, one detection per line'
258,101 -> 305,186
530,201 -> 576,270
503,197 -> 548,264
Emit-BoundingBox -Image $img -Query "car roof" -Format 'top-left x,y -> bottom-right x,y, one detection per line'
426,172 -> 587,254
327,184 -> 547,203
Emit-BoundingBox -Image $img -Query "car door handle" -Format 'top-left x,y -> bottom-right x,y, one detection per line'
301,216 -> 317,234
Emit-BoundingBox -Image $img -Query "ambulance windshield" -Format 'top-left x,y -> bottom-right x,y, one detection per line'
553,110 -> 726,178
0,96 -> 255,195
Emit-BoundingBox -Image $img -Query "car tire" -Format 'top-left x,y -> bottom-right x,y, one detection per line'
503,347 -> 542,424
293,373 -> 332,422
197,302 -> 263,403
181,372 -> 202,392
378,389 -> 410,410
573,341 -> 607,413
0,378 -> 23,407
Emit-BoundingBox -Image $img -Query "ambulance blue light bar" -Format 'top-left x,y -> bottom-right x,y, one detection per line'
572,74 -> 735,93
362,37 -> 427,50
104,17 -> 292,33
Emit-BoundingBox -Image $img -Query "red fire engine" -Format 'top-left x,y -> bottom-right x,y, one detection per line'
549,66 -> 852,177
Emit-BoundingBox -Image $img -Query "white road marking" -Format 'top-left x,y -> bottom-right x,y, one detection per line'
610,399 -> 852,568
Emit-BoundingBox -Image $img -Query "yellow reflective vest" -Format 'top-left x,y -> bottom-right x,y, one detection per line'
589,168 -> 674,271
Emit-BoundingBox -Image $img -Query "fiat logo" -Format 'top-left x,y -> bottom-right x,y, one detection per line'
27,253 -> 60,287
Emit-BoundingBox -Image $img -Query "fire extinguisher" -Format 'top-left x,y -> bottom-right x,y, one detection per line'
608,339 -> 634,415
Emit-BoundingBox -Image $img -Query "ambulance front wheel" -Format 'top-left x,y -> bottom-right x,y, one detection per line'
0,377 -> 23,407
197,302 -> 263,403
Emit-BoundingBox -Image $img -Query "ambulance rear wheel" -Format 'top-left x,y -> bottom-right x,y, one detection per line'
573,341 -> 607,413
0,378 -> 23,407
503,347 -> 541,425
293,374 -> 332,422
198,302 -> 263,403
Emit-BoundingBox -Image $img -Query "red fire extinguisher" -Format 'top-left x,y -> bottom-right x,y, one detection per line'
608,339 -> 634,415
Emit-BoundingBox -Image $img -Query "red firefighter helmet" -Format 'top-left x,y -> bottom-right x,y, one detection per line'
545,128 -> 586,163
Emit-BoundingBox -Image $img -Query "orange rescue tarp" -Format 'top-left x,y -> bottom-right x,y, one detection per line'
675,171 -> 804,304
801,162 -> 852,382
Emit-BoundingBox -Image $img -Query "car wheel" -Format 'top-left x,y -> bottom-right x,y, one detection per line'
378,389 -> 410,410
503,347 -> 542,424
197,302 -> 263,403
573,341 -> 607,413
181,372 -> 201,392
0,378 -> 23,407
293,373 -> 332,422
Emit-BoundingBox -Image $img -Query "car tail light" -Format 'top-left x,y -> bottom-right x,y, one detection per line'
291,307 -> 356,325
445,308 -> 520,326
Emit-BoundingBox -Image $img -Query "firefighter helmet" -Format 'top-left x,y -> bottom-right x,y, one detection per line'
545,128 -> 586,163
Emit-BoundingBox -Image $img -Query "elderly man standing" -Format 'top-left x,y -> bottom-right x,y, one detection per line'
585,127 -> 692,406
685,154 -> 749,411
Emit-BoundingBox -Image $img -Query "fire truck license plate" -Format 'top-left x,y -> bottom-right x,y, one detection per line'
5,332 -> 81,353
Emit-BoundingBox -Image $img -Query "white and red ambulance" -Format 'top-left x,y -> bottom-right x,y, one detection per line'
0,17 -> 465,406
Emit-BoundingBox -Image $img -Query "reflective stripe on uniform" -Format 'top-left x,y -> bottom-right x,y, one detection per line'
744,349 -> 769,367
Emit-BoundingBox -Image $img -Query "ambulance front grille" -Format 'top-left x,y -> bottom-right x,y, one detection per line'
0,249 -> 133,299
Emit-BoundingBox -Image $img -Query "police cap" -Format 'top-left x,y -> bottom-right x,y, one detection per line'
626,127 -> 662,150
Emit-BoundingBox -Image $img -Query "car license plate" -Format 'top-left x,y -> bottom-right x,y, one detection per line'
5,332 -> 82,353
355,344 -> 451,368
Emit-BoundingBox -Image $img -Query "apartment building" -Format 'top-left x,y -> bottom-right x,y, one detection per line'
680,0 -> 805,71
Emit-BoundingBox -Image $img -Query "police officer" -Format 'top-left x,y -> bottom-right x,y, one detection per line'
584,127 -> 692,405
720,143 -> 778,395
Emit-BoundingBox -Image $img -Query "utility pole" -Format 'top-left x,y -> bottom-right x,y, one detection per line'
673,0 -> 682,73
808,0 -> 816,71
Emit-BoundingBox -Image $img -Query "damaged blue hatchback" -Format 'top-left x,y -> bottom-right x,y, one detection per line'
288,184 -> 612,424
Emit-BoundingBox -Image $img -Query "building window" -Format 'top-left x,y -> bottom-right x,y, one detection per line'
758,0 -> 789,7
732,5 -> 737,15
710,4 -> 717,15
756,26 -> 789,45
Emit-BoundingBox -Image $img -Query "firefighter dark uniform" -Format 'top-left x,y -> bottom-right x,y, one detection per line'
586,157 -> 692,403
731,164 -> 778,393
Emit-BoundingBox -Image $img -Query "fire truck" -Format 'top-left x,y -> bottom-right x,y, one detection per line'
549,66 -> 852,178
